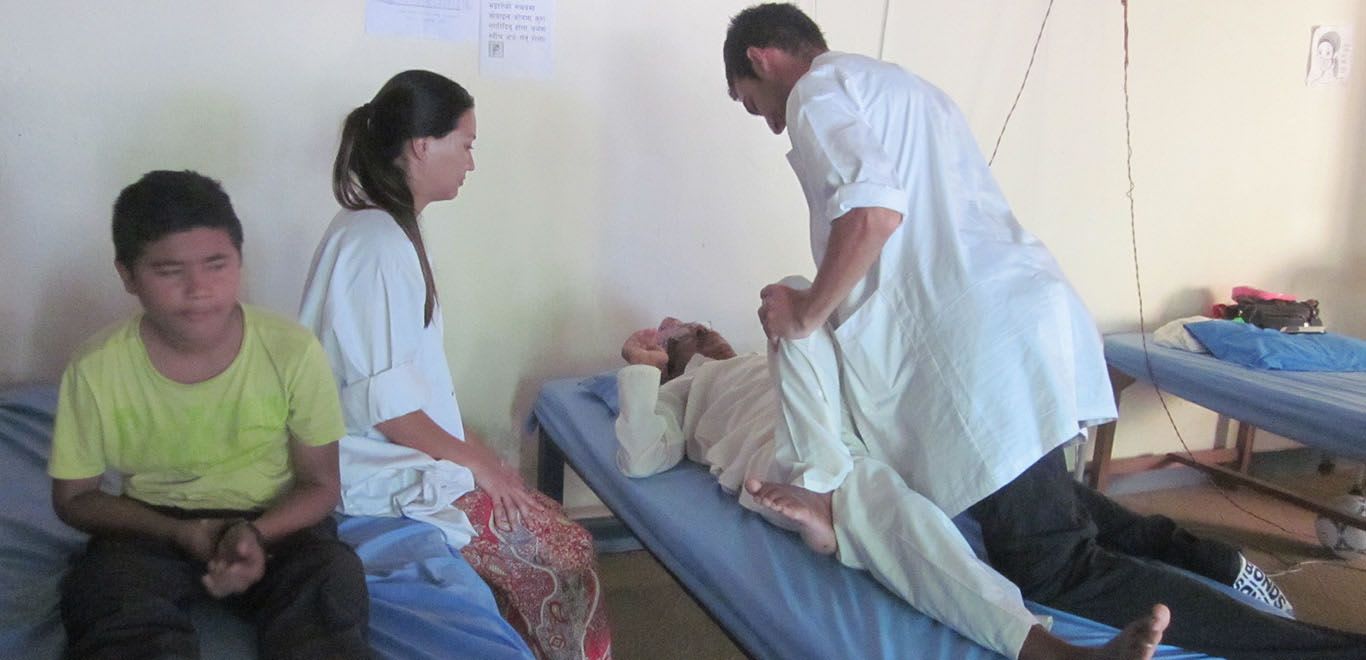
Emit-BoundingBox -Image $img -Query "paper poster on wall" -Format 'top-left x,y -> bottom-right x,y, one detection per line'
1306,25 -> 1353,86
366,0 -> 478,43
480,0 -> 555,79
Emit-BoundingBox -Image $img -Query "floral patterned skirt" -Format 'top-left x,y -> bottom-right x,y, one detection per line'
456,489 -> 612,660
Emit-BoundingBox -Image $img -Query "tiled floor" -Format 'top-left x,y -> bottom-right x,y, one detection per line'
595,452 -> 1366,659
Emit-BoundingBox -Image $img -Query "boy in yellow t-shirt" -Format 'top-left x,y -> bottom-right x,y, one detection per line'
48,170 -> 370,658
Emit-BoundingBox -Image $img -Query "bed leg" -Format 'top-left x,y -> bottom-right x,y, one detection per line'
1233,422 -> 1256,475
537,427 -> 566,503
1087,366 -> 1135,492
1090,422 -> 1116,492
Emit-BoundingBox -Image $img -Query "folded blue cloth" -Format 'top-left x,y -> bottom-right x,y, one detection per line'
1184,320 -> 1366,371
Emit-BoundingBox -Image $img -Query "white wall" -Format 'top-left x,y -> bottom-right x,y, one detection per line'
878,0 -> 1366,457
3,2 -> 1363,508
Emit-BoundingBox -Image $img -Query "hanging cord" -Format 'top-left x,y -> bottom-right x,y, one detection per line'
988,0 -> 1056,166
876,0 -> 891,60
1119,0 -> 1309,541
1266,558 -> 1366,578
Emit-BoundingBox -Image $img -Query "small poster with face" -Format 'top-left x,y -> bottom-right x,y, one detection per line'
1307,26 -> 1353,86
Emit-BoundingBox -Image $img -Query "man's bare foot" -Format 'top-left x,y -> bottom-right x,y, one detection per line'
1019,604 -> 1170,660
744,478 -> 837,555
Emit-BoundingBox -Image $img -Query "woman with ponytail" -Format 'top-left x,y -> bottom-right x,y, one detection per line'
300,70 -> 612,660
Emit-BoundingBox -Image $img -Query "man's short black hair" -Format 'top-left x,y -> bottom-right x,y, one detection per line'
112,170 -> 243,267
723,3 -> 827,94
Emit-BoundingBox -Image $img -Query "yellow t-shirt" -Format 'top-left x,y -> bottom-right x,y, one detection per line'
48,304 -> 346,511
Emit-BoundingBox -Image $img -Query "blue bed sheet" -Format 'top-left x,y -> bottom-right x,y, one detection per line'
0,384 -> 531,660
1105,333 -> 1366,459
0,384 -> 79,660
532,377 -> 1212,660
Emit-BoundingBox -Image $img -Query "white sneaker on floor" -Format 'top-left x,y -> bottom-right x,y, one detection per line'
1232,554 -> 1294,616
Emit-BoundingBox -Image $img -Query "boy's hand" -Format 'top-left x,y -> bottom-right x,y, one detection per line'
201,520 -> 267,598
174,518 -> 233,562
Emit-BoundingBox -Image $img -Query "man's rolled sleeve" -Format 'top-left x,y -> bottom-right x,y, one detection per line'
828,182 -> 908,223
790,79 -> 909,224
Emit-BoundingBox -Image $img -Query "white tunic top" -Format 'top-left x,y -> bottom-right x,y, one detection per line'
785,52 -> 1116,516
298,208 -> 475,547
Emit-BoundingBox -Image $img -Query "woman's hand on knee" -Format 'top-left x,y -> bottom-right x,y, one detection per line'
466,442 -> 548,531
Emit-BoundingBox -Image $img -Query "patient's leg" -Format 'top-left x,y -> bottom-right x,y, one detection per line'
746,457 -> 1174,660
768,324 -> 861,493
828,456 -> 1041,657
744,478 -> 837,554
746,326 -> 857,550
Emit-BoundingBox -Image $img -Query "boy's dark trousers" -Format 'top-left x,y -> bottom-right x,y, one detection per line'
970,446 -> 1366,660
61,509 -> 371,660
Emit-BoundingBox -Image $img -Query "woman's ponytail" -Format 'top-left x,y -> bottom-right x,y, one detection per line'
332,104 -> 372,212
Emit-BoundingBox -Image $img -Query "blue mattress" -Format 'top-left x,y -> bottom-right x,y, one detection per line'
1105,333 -> 1366,459
532,377 -> 1212,660
0,384 -> 532,660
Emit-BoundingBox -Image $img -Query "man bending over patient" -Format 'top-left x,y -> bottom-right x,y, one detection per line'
615,316 -> 1167,660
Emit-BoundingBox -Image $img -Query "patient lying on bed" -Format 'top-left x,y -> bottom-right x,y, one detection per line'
613,318 -> 1169,660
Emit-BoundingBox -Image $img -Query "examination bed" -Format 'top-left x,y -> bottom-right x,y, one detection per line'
532,374 -> 1239,660
1088,332 -> 1366,530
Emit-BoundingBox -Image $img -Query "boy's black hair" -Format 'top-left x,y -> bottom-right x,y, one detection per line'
112,170 -> 243,267
723,3 -> 827,95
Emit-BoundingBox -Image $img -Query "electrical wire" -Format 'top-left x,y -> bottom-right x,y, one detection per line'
877,0 -> 891,60
988,0 -> 1056,166
1266,558 -> 1366,578
1118,0 -> 1312,541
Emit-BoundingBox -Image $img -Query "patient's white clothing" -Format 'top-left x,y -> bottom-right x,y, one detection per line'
784,52 -> 1116,517
615,335 -> 1037,659
299,208 -> 475,547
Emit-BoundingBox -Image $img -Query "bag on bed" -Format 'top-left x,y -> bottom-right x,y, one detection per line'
1215,298 -> 1322,331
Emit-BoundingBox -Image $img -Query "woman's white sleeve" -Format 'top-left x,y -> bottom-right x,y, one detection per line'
314,239 -> 431,429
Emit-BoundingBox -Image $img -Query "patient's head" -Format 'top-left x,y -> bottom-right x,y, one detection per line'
622,317 -> 738,382
662,318 -> 737,381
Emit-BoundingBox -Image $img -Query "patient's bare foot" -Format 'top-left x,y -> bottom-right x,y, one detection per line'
1096,604 -> 1169,660
1021,604 -> 1170,660
745,478 -> 837,555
